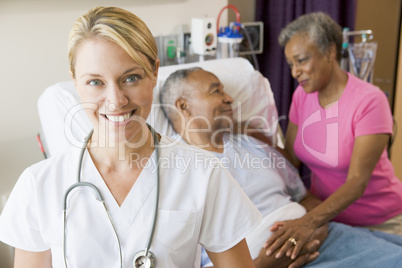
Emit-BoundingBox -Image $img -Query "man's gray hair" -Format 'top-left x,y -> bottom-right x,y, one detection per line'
278,12 -> 342,62
159,67 -> 203,124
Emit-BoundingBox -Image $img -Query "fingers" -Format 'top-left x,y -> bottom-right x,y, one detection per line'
308,251 -> 320,262
264,220 -> 315,259
288,251 -> 320,268
274,236 -> 313,260
301,239 -> 320,254
270,222 -> 284,232
290,238 -> 321,260
272,236 -> 299,259
263,226 -> 286,254
264,232 -> 289,256
286,247 -> 292,257
291,241 -> 303,260
287,240 -> 321,268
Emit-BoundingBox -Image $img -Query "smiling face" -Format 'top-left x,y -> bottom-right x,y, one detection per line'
72,39 -> 158,145
185,70 -> 234,132
284,33 -> 333,94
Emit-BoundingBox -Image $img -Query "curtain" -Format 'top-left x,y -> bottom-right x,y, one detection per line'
256,0 -> 357,133
255,0 -> 357,185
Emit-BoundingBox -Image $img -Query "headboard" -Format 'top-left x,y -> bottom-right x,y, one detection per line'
38,57 -> 280,157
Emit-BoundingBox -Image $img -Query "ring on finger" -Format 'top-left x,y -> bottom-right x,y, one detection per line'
288,237 -> 297,246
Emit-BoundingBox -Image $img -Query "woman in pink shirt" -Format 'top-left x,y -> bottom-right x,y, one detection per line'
264,12 -> 402,261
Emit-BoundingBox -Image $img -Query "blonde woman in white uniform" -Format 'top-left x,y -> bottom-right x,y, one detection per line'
0,7 -> 261,268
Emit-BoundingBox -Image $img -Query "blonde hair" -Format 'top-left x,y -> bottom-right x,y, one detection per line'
68,6 -> 158,78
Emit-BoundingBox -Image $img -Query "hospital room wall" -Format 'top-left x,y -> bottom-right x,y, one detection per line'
391,23 -> 402,181
353,0 -> 402,180
227,0 -> 256,22
0,0 -> 228,203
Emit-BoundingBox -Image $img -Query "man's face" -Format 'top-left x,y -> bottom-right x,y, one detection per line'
185,70 -> 234,133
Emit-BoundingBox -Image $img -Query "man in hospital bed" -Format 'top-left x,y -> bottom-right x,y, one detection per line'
159,67 -> 402,268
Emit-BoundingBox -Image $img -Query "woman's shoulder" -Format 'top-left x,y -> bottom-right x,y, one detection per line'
344,74 -> 391,118
346,73 -> 387,99
8,147 -> 80,207
24,146 -> 81,181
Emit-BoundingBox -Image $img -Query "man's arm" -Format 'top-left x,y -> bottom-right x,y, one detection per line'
232,121 -> 289,157
204,239 -> 321,268
299,190 -> 322,213
254,240 -> 321,268
256,190 -> 328,268
283,190 -> 329,257
206,239 -> 255,268
203,195 -> 326,268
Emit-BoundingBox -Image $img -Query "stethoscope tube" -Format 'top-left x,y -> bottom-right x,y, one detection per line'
62,182 -> 123,268
144,125 -> 159,257
62,125 -> 159,268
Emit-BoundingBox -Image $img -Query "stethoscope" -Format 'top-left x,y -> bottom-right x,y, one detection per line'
63,124 -> 159,268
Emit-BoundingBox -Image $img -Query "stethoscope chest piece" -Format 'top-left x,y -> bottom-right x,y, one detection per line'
133,250 -> 157,268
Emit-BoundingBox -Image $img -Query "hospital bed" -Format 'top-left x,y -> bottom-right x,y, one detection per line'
0,57 -> 281,266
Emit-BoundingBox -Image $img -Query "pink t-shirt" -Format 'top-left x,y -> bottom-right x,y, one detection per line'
289,72 -> 402,226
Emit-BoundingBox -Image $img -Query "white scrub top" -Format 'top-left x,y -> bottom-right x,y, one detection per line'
0,135 -> 261,268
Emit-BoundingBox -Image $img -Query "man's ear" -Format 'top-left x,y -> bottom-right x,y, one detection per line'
175,97 -> 190,117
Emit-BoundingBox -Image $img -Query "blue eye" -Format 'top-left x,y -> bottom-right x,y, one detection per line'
125,75 -> 139,83
88,79 -> 102,86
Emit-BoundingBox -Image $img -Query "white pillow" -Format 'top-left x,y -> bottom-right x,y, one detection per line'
38,58 -> 279,157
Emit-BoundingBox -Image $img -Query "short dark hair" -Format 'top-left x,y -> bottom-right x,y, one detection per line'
159,67 -> 203,123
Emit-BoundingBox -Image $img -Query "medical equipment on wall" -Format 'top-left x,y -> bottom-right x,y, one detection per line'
340,28 -> 350,71
217,22 -> 243,58
215,5 -> 260,71
341,28 -> 377,83
216,5 -> 243,59
238,22 -> 264,56
63,124 -> 160,268
191,17 -> 217,58
155,6 -> 261,70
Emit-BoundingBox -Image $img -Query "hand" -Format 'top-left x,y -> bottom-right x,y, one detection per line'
263,217 -> 316,260
254,239 -> 320,268
284,221 -> 328,268
287,239 -> 321,268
